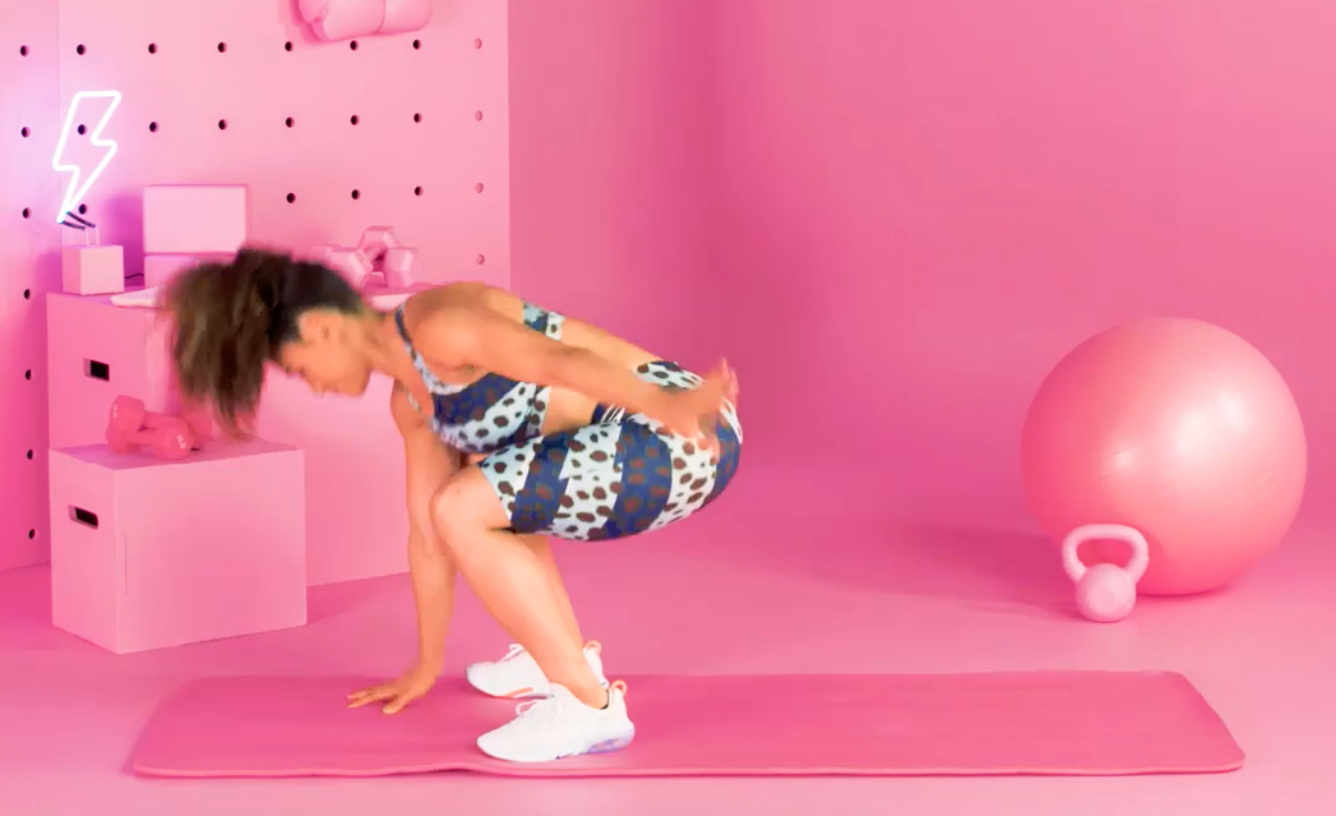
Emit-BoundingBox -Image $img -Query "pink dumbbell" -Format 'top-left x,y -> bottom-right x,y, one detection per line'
106,396 -> 196,461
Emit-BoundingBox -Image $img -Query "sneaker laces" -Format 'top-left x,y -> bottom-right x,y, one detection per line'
498,644 -> 528,663
514,695 -> 565,722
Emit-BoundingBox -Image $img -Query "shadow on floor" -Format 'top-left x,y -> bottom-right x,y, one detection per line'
712,517 -> 1077,620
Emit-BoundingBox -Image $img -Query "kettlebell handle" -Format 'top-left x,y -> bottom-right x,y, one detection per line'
1061,523 -> 1150,584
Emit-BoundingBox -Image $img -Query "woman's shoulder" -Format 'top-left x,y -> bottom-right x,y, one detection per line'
407,282 -> 526,323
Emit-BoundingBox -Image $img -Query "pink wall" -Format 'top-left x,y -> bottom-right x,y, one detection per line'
708,0 -> 1336,516
508,0 -> 718,369
3,0 -> 509,579
511,0 -> 1336,524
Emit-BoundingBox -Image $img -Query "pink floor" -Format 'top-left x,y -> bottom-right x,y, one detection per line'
1,468 -> 1333,816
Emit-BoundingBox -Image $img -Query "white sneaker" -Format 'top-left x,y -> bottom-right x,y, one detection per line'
465,641 -> 608,699
476,681 -> 635,763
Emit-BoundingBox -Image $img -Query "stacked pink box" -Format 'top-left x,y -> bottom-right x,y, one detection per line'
141,184 -> 249,287
49,439 -> 306,653
46,184 -> 307,653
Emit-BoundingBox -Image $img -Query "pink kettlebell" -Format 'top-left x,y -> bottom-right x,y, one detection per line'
1061,524 -> 1150,623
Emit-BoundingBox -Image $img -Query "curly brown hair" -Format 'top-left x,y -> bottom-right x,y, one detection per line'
162,248 -> 364,432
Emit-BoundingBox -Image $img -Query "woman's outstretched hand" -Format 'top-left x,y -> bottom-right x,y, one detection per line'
653,360 -> 739,456
347,664 -> 439,714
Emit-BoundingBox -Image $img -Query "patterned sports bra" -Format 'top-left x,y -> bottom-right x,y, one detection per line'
394,301 -> 566,455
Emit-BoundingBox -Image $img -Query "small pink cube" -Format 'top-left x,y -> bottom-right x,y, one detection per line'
61,245 -> 125,295
49,438 -> 307,654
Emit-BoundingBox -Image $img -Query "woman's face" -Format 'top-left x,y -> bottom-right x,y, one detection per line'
276,311 -> 373,396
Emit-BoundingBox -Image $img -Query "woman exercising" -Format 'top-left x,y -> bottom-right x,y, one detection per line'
162,249 -> 742,763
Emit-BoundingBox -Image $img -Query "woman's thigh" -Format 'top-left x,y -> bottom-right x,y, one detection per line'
474,361 -> 743,541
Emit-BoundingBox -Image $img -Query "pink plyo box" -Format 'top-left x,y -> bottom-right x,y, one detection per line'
46,292 -> 180,448
142,185 -> 249,255
131,672 -> 1244,778
49,439 -> 307,654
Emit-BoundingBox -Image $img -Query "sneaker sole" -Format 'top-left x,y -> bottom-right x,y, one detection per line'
479,729 -> 636,763
583,731 -> 635,755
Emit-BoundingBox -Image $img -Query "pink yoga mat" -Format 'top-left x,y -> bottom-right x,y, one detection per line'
130,671 -> 1243,778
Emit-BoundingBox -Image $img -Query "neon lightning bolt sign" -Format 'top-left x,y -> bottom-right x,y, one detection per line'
51,90 -> 123,223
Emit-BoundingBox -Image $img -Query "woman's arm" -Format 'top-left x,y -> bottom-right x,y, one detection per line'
392,383 -> 459,672
412,305 -> 671,418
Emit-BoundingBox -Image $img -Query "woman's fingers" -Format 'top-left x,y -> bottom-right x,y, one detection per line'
347,684 -> 394,708
383,692 -> 418,715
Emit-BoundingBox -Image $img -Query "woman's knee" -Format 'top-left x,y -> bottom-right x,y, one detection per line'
429,470 -> 507,543
430,476 -> 474,538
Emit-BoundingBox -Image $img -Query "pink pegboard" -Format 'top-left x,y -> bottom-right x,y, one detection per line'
49,438 -> 306,653
54,0 -> 510,283
2,0 -> 62,570
5,0 -> 509,573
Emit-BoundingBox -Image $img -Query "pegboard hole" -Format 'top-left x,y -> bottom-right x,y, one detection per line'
350,40 -> 359,51
28,529 -> 36,540
218,119 -> 228,130
25,370 -> 32,380
351,189 -> 361,200
23,289 -> 31,299
475,38 -> 483,49
414,186 -> 423,196
285,117 -> 294,128
286,193 -> 296,203
284,41 -> 294,52
474,110 -> 484,121
476,254 -> 486,265
76,44 -> 85,55
350,115 -> 359,125
77,124 -> 87,136
475,182 -> 485,193
78,204 -> 87,215
149,122 -> 158,133
148,43 -> 157,54
413,113 -> 422,123
22,208 -> 31,219
217,42 -> 227,53
413,39 -> 422,49
21,127 -> 30,138
26,450 -> 34,460
20,45 -> 29,56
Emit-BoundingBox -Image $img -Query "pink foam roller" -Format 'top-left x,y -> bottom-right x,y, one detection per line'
143,253 -> 233,288
48,439 -> 307,654
299,0 -> 386,42
382,246 -> 420,287
61,245 -> 125,295
379,0 -> 432,34
142,185 -> 250,255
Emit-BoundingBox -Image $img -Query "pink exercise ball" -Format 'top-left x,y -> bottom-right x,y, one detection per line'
1020,317 -> 1307,596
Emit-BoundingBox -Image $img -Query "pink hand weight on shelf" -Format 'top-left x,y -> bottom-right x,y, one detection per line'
318,246 -> 376,288
357,226 -> 402,267
1061,524 -> 1150,623
382,246 -> 420,287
